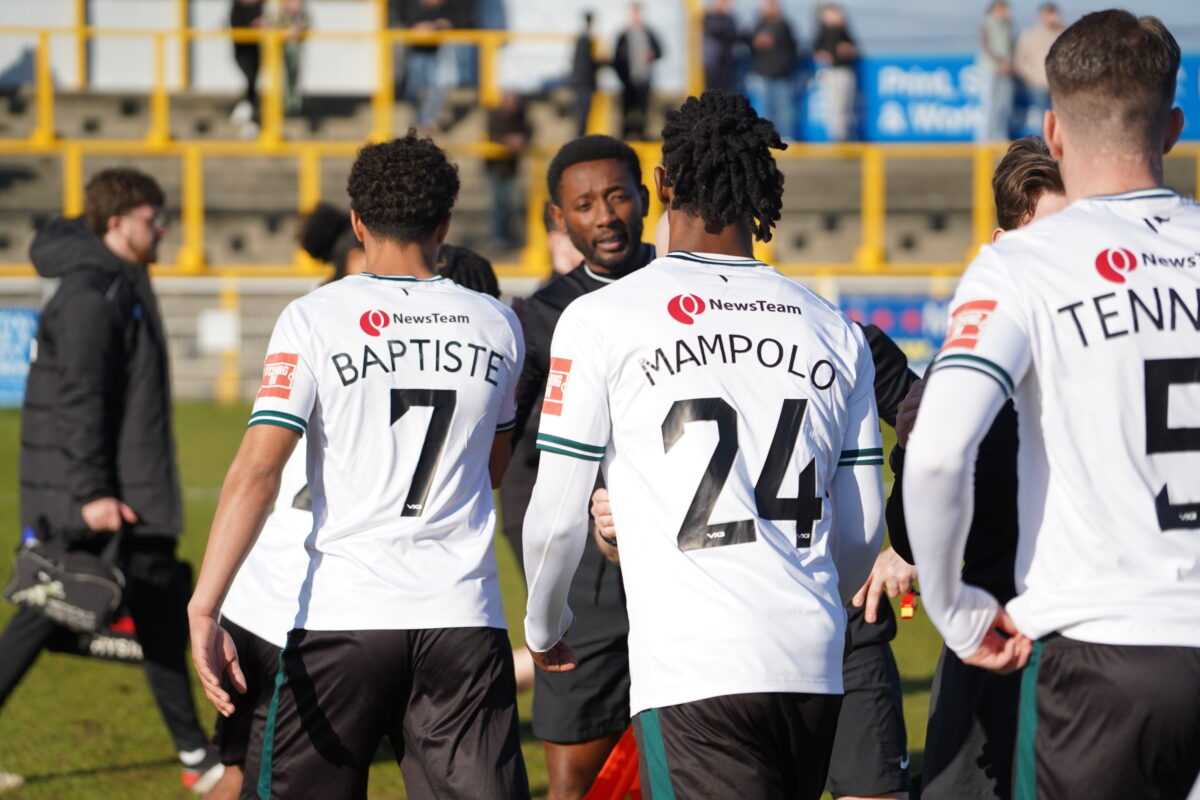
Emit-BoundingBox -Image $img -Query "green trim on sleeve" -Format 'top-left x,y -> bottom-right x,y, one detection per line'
536,433 -> 605,454
931,353 -> 1015,396
495,418 -> 517,433
250,409 -> 307,427
248,418 -> 305,436
536,443 -> 605,462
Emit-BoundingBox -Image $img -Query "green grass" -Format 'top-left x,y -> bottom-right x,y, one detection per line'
0,404 -> 942,798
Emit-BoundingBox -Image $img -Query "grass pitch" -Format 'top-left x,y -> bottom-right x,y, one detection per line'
0,403 -> 942,798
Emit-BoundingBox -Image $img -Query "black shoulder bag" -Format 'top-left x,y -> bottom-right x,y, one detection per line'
4,530 -> 125,634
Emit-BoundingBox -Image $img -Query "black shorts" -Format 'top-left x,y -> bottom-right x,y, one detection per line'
1016,634 -> 1200,800
213,619 -> 282,767
632,692 -> 842,800
825,642 -> 909,797
921,644 -> 1020,800
247,626 -> 529,800
532,533 -> 630,743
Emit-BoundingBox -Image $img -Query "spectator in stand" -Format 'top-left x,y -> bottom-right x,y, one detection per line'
448,0 -> 478,90
613,3 -> 663,140
229,0 -> 265,138
486,91 -> 533,249
751,0 -> 800,141
977,0 -> 1015,142
272,0 -> 310,117
403,0 -> 454,130
703,0 -> 738,93
814,3 -> 859,142
570,12 -> 599,138
1014,3 -> 1065,133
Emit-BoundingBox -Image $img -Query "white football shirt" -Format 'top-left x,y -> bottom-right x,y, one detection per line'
247,273 -> 524,632
527,252 -> 883,714
926,189 -> 1200,649
219,443 -> 310,648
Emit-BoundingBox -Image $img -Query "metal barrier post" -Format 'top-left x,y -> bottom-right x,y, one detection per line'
971,144 -> 996,259
73,0 -> 87,88
295,146 -> 325,273
146,32 -> 171,148
480,32 -> 501,108
215,280 -> 241,404
521,152 -> 550,277
683,0 -> 704,98
855,146 -> 885,270
259,30 -> 285,147
372,28 -> 395,142
178,146 -> 205,273
63,144 -> 84,217
30,31 -> 55,146
178,0 -> 191,89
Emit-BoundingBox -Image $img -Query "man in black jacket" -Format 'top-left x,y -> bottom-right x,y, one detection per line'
501,135 -> 654,800
0,169 -> 220,793
613,3 -> 663,140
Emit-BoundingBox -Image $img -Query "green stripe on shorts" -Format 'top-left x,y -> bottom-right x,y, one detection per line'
636,709 -> 676,800
258,649 -> 287,800
1015,638 -> 1046,800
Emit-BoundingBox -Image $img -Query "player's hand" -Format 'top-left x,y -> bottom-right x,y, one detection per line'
188,614 -> 247,717
591,488 -> 615,542
894,379 -> 927,449
851,546 -> 918,623
528,640 -> 578,673
962,608 -> 1033,675
81,497 -> 139,532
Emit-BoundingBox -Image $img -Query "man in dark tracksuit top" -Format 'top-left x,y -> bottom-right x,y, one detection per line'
501,135 -> 654,800
0,170 -> 219,792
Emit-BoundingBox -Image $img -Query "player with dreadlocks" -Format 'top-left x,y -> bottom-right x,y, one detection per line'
522,90 -> 885,799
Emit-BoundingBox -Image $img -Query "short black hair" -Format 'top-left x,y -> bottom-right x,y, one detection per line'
660,90 -> 787,242
347,131 -> 460,244
547,135 -> 643,205
84,168 -> 165,237
437,244 -> 500,298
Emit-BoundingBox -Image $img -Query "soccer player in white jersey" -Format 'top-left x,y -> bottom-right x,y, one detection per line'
522,90 -> 885,799
187,133 -> 530,800
903,12 -> 1200,798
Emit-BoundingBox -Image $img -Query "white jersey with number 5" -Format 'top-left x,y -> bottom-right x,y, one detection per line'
531,252 -> 883,715
247,273 -> 524,632
931,189 -> 1200,647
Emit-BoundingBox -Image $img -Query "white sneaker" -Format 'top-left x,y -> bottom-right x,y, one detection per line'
230,99 -> 253,125
0,771 -> 24,793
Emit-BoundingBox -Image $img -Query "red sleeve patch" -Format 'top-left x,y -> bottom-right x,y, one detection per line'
942,300 -> 998,351
543,357 -> 572,416
258,352 -> 299,399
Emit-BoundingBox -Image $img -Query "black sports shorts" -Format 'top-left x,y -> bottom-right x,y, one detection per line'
825,642 -> 910,797
632,691 -> 841,800
246,626 -> 529,800
1015,634 -> 1200,800
921,644 -> 1020,800
532,534 -> 631,743
213,618 -> 282,767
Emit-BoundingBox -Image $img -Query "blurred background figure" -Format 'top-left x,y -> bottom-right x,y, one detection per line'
751,0 -> 799,141
703,0 -> 738,93
298,201 -> 365,278
976,0 -> 1015,142
614,3 -> 662,140
229,0 -> 265,137
1014,2 -> 1064,133
485,90 -> 532,250
570,12 -> 599,138
436,243 -> 501,297
272,0 -> 310,117
403,0 -> 453,130
814,3 -> 859,142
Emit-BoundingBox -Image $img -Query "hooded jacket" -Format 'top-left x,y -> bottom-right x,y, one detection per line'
20,217 -> 182,542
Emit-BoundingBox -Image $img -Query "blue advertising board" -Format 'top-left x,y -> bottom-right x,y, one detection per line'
0,308 -> 39,408
750,52 -> 1200,143
840,294 -> 951,375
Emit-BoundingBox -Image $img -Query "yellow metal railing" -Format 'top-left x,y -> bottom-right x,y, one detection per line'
3,138 -> 1194,280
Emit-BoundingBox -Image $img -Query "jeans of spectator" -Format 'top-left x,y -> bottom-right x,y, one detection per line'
763,76 -> 796,141
283,42 -> 302,115
234,44 -> 260,115
574,88 -> 592,137
821,66 -> 856,142
406,49 -> 444,127
978,72 -> 1014,141
1024,86 -> 1050,133
489,172 -> 517,245
0,536 -> 208,755
454,45 -> 478,89
621,80 -> 651,140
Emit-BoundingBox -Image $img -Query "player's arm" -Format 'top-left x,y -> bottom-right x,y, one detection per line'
490,431 -> 512,487
188,423 -> 299,715
829,334 -> 886,605
904,283 -> 1032,673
